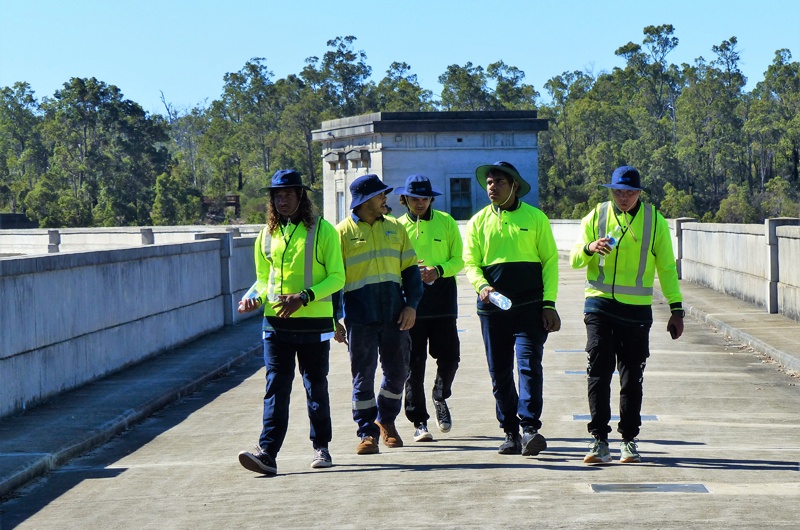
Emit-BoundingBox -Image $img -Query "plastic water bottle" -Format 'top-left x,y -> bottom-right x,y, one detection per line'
605,225 -> 623,251
241,279 -> 268,303
489,292 -> 512,310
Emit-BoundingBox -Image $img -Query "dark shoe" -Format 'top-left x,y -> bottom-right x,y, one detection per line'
238,446 -> 277,475
413,423 -> 434,442
433,399 -> 452,433
311,447 -> 333,468
498,432 -> 522,454
356,436 -> 380,455
375,421 -> 404,447
521,428 -> 547,456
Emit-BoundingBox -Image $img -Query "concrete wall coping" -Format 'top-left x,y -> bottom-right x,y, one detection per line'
0,225 -> 265,235
777,225 -> 800,239
683,222 -> 764,236
0,240 -> 221,278
233,236 -> 257,248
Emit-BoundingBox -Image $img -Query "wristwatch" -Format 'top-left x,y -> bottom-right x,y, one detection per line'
298,290 -> 310,306
672,309 -> 685,318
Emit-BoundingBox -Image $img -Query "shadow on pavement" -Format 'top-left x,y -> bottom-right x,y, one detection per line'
0,356 -> 264,530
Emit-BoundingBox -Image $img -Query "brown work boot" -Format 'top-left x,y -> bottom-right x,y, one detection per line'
356,436 -> 379,455
375,421 -> 404,448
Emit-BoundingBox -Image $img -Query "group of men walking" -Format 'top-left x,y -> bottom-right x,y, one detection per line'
236,162 -> 684,476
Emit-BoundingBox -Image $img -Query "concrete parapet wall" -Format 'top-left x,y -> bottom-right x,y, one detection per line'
681,223 -> 767,308
0,225 -> 266,255
777,225 -> 800,321
0,235 -> 261,418
550,220 -> 581,252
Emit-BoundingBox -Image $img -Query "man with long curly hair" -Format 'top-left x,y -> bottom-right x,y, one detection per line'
237,169 -> 345,475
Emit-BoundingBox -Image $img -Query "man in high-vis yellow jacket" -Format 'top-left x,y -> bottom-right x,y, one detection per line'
334,174 -> 423,455
393,174 -> 464,443
570,165 -> 684,465
464,161 -> 561,457
237,169 -> 345,476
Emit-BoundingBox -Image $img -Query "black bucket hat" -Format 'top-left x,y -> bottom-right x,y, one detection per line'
259,169 -> 313,195
475,161 -> 531,198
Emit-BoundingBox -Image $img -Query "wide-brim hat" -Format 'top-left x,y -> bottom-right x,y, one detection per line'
259,169 -> 313,195
349,174 -> 393,209
475,161 -> 531,198
601,166 -> 644,191
393,174 -> 442,198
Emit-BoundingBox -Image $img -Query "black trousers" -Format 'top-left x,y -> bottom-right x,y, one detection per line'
403,317 -> 460,425
584,312 -> 651,441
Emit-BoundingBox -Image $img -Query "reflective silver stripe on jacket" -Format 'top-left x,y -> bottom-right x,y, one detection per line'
261,229 -> 276,302
596,202 -> 608,284
302,217 -> 331,301
587,202 -> 654,297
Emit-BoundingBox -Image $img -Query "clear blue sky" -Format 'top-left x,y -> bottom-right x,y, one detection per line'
1,0 -> 798,115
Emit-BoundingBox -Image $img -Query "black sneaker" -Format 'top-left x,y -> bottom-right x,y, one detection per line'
238,446 -> 277,475
521,428 -> 547,456
498,432 -> 522,454
433,399 -> 452,433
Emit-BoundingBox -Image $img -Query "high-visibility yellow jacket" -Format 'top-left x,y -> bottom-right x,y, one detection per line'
398,208 -> 464,319
464,200 -> 558,314
569,201 -> 682,307
254,216 -> 345,333
336,213 -> 423,324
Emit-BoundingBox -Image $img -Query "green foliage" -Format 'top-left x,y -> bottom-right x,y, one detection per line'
715,184 -> 759,222
5,30 -> 800,227
538,25 -> 800,222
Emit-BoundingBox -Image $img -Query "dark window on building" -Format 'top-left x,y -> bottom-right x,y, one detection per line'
450,178 -> 472,220
456,138 -> 463,143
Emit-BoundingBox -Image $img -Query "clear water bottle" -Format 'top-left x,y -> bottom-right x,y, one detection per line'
605,225 -> 623,250
489,292 -> 512,310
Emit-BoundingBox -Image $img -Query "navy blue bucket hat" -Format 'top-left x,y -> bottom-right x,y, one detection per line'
393,174 -> 442,198
601,166 -> 644,190
349,174 -> 393,209
475,161 -> 531,198
259,169 -> 312,195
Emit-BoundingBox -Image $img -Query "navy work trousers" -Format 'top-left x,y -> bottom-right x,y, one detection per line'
404,317 -> 460,425
347,319 -> 411,439
259,336 -> 332,457
478,304 -> 548,433
584,312 -> 651,441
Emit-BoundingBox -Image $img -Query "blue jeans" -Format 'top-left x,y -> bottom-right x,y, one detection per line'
479,303 -> 548,433
259,336 -> 331,457
347,320 -> 411,439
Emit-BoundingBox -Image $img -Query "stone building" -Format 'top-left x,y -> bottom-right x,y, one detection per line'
311,111 -> 548,224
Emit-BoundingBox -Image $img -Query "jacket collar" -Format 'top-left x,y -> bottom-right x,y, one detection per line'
406,207 -> 433,222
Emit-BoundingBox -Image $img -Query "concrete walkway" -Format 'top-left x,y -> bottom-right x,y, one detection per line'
2,263 -> 800,529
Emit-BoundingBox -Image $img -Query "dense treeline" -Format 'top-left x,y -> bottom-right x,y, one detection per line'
1,28 -> 798,227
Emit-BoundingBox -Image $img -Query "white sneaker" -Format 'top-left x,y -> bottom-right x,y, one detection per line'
310,447 -> 332,468
414,423 -> 434,442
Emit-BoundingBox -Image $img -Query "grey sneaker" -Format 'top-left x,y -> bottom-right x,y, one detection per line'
239,446 -> 277,475
433,399 -> 452,433
311,447 -> 332,468
521,428 -> 547,456
498,432 -> 522,454
414,423 -> 434,442
620,439 -> 641,463
584,439 -> 612,464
